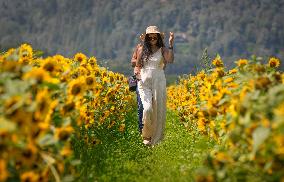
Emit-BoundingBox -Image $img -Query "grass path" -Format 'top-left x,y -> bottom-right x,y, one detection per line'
75,110 -> 214,182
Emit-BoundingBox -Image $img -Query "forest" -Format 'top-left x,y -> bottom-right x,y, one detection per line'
1,0 -> 284,80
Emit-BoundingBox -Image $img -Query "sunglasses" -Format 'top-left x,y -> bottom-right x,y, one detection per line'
148,36 -> 158,41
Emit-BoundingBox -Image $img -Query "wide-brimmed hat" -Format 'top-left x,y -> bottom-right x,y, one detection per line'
139,25 -> 165,41
146,25 -> 161,34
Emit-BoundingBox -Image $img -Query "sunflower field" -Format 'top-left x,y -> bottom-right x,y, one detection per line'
167,55 -> 284,181
1,44 -> 283,182
0,44 -> 135,181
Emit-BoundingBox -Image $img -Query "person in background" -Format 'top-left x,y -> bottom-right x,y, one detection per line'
134,25 -> 174,146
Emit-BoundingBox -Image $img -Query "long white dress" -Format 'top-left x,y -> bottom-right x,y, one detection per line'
138,48 -> 166,145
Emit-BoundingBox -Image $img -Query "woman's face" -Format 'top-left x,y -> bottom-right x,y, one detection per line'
148,33 -> 158,46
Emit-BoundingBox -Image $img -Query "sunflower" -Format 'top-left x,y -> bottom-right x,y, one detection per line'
214,152 -> 232,163
102,76 -> 110,85
212,55 -> 224,67
41,57 -> 59,73
23,68 -> 57,84
1,59 -> 20,72
274,135 -> 284,155
101,69 -> 107,77
53,54 -> 66,64
254,76 -> 271,90
78,66 -> 90,76
268,57 -> 280,68
54,126 -> 74,141
215,68 -> 225,77
224,77 -> 234,83
34,89 -> 51,121
67,77 -> 86,97
228,68 -> 238,74
253,64 -> 265,73
85,76 -> 95,86
2,48 -> 16,59
20,141 -> 38,162
18,56 -> 31,65
19,44 -> 33,59
197,118 -> 206,133
74,53 -> 87,63
4,96 -> 33,125
88,56 -> 97,66
60,101 -> 76,116
236,59 -> 248,67
0,159 -> 8,181
43,100 -> 58,123
60,144 -> 73,157
20,171 -> 40,182
109,74 -> 115,83
85,75 -> 96,91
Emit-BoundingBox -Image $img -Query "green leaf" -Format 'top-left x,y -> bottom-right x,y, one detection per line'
33,50 -> 44,58
41,82 -> 60,90
252,127 -> 270,154
5,80 -> 30,96
0,117 -> 16,132
40,152 -> 56,164
37,134 -> 57,147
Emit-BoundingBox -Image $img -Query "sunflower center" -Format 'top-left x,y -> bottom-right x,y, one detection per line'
43,62 -> 55,72
71,84 -> 81,95
86,77 -> 94,85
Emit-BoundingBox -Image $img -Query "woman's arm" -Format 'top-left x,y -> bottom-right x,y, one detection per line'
135,46 -> 143,68
163,32 -> 174,64
131,44 -> 142,67
163,47 -> 174,63
131,44 -> 143,77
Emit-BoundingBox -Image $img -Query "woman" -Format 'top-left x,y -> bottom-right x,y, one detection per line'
135,25 -> 174,146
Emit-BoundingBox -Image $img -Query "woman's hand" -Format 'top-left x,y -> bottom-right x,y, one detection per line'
134,66 -> 141,75
169,32 -> 174,47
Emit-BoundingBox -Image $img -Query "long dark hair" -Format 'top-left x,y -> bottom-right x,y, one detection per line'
141,33 -> 165,64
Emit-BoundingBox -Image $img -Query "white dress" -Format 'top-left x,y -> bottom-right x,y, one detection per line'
138,48 -> 166,145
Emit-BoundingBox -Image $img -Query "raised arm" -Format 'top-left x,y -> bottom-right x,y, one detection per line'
163,32 -> 174,64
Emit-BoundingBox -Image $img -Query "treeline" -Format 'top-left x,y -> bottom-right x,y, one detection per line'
1,0 -> 284,77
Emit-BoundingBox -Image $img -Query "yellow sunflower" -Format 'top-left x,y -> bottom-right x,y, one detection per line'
0,160 -> 8,181
229,68 -> 238,74
19,44 -> 33,59
224,77 -> 234,83
74,53 -> 87,63
34,89 -> 51,121
212,55 -> 224,67
54,126 -> 74,141
268,57 -> 280,68
20,171 -> 39,182
23,68 -> 58,84
236,59 -> 248,67
53,54 -> 65,63
41,57 -> 59,73
60,101 -> 76,116
67,77 -> 86,97
88,56 -> 97,65
60,144 -> 73,157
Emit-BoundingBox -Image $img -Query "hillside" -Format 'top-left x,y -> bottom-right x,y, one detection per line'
1,0 -> 284,77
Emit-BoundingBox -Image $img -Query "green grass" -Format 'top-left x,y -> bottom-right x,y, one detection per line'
73,110 -> 215,182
